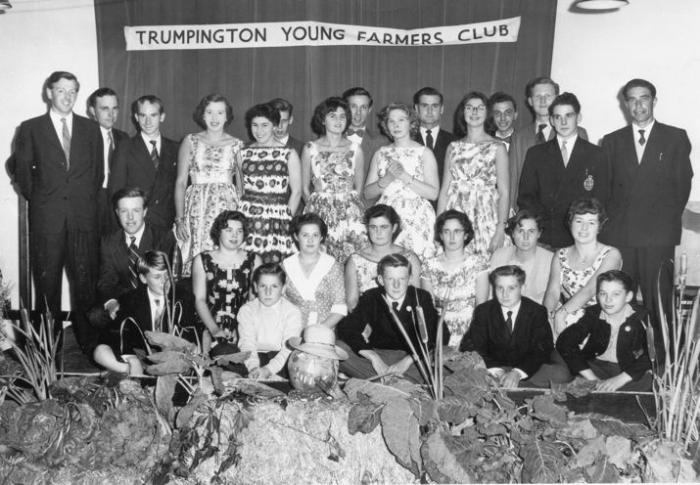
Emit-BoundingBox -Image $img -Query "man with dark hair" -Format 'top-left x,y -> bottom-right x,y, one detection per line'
460,265 -> 553,388
342,87 -> 386,184
601,78 -> 693,329
412,86 -> 456,187
269,97 -> 304,157
488,91 -> 520,212
337,253 -> 443,383
109,95 -> 178,231
12,71 -> 102,347
509,77 -> 589,211
87,87 -> 129,235
518,93 -> 610,248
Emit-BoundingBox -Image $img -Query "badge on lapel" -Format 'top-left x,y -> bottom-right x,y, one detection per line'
583,169 -> 594,191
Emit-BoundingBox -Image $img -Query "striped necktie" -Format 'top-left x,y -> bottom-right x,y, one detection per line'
128,236 -> 139,289
61,117 -> 71,170
150,140 -> 159,169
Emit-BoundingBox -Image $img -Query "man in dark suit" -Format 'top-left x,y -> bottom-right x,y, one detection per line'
342,87 -> 386,183
601,78 -> 693,329
269,98 -> 305,157
12,71 -> 102,343
96,187 -> 175,317
518,92 -> 610,248
510,77 -> 589,211
488,92 -> 520,213
87,87 -> 129,236
460,265 -> 553,388
412,87 -> 457,189
109,95 -> 178,232
337,254 -> 444,383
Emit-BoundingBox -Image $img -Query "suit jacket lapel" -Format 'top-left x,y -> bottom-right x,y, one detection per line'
491,302 -> 511,341
639,124 -> 661,168
136,136 -> 156,177
40,114 -> 66,158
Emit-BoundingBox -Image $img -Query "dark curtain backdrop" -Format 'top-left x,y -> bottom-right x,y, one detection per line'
94,0 -> 557,142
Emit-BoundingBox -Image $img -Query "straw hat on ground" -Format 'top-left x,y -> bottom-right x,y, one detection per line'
288,325 -> 348,360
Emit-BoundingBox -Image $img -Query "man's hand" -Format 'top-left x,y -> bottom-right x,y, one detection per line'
249,366 -> 273,380
596,373 -> 632,392
500,369 -> 522,389
104,299 -> 120,320
359,350 -> 389,376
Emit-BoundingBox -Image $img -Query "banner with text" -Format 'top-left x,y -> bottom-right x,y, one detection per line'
124,17 -> 521,51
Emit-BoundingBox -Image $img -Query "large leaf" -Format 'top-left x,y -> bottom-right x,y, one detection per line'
145,331 -> 196,351
421,430 -> 474,484
605,435 -> 633,470
530,394 -> 568,427
154,374 -> 179,418
347,393 -> 383,435
587,414 -> 654,439
343,378 -> 411,404
572,435 -> 605,469
437,396 -> 478,425
520,440 -> 566,483
380,397 -> 421,477
556,417 -> 599,440
586,457 -> 620,483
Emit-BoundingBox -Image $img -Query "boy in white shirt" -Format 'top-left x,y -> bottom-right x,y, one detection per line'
237,263 -> 303,379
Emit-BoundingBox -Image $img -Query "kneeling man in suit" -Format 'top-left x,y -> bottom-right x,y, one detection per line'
337,253 -> 444,383
460,265 -> 553,388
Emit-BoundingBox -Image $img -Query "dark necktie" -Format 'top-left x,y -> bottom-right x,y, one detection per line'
128,236 -> 139,289
150,140 -> 160,169
347,128 -> 365,138
153,298 -> 163,332
506,310 -> 513,334
61,117 -> 71,170
498,134 -> 513,146
535,123 -> 547,144
392,301 -> 399,314
425,129 -> 434,150
108,131 -> 115,161
638,129 -> 646,146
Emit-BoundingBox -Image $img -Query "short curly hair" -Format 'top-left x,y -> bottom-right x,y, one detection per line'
377,102 -> 419,141
311,97 -> 351,136
193,93 -> 234,129
210,210 -> 247,245
505,209 -> 543,238
244,103 -> 280,130
435,209 -> 475,247
566,198 -> 607,228
363,204 -> 402,241
290,212 -> 328,246
456,91 -> 489,136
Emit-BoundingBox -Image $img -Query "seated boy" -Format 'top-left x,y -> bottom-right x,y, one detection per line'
236,263 -> 303,380
460,265 -> 553,388
93,250 -> 185,375
336,253 -> 443,384
555,270 -> 653,392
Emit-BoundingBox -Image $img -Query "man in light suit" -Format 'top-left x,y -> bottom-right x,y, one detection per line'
518,93 -> 610,248
601,78 -> 693,331
269,98 -> 305,157
510,77 -> 589,211
412,86 -> 457,189
460,265 -> 553,388
87,87 -> 129,236
12,71 -> 102,344
109,95 -> 178,232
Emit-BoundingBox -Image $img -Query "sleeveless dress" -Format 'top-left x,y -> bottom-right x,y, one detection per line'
375,146 -> 436,262
559,245 -> 612,326
444,140 -> 502,257
348,247 -> 418,295
201,251 -> 256,344
304,141 -> 367,262
239,146 -> 295,263
178,134 -> 244,276
421,251 -> 489,348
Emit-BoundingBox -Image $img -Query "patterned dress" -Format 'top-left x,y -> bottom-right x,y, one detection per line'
178,134 -> 244,275
282,253 -> 347,327
559,245 -> 612,326
239,146 -> 295,263
304,141 -> 367,262
201,251 -> 256,344
375,146 -> 436,262
421,251 -> 489,348
444,140 -> 502,257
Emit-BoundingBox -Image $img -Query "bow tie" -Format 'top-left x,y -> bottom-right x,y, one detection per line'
347,128 -> 365,138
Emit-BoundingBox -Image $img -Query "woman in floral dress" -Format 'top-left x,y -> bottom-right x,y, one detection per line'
421,210 -> 489,348
175,94 -> 244,276
239,103 -> 302,263
192,210 -> 262,354
364,102 -> 439,262
437,91 -> 509,257
302,97 -> 366,261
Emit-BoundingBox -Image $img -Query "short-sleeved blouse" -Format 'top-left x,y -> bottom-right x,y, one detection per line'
282,253 -> 348,327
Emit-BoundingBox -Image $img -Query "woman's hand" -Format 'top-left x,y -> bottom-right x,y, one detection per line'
249,366 -> 272,380
175,218 -> 189,241
553,308 -> 568,338
488,227 -> 506,253
386,160 -> 408,183
210,326 -> 232,340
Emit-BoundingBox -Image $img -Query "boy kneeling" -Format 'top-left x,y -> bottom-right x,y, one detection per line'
336,254 -> 443,383
460,265 -> 554,388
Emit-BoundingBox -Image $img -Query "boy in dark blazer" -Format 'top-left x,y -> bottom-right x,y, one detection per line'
337,253 -> 443,383
460,265 -> 553,388
12,71 -> 102,344
600,78 -> 692,330
518,92 -> 610,248
109,95 -> 178,231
